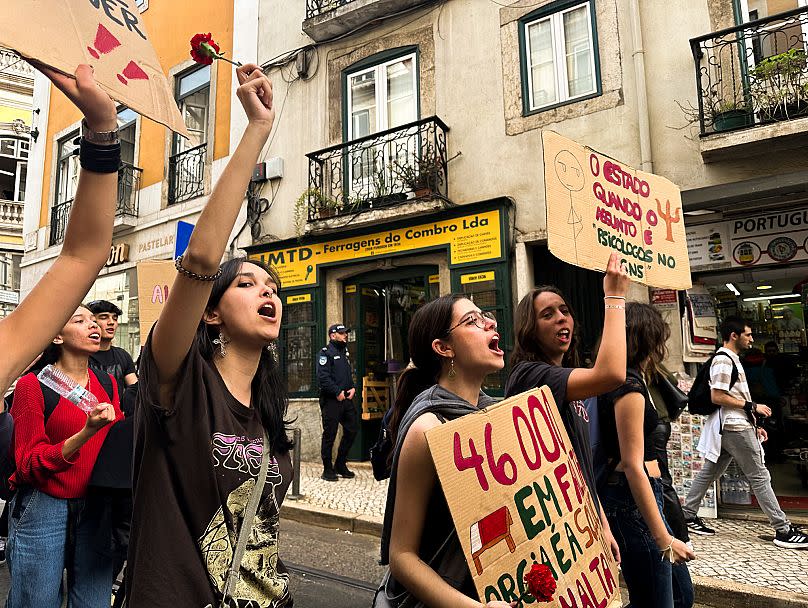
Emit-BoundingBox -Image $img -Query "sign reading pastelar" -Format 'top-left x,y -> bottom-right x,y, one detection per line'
425,387 -> 621,607
0,0 -> 188,136
543,131 -> 691,290
136,260 -> 176,342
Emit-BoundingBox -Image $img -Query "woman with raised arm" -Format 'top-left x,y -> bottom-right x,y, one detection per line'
597,303 -> 695,608
126,65 -> 294,608
0,63 -> 118,395
379,294 -> 514,608
504,253 -> 629,565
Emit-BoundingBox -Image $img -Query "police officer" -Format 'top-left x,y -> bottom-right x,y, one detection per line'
317,323 -> 357,481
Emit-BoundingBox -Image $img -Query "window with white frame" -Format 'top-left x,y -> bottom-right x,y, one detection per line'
523,1 -> 598,112
135,0 -> 149,12
173,65 -> 210,155
0,136 -> 28,202
55,132 -> 79,206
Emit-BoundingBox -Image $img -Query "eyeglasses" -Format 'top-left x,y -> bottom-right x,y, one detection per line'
446,310 -> 497,334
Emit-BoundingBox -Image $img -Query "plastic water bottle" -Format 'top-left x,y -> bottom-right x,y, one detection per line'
37,365 -> 98,413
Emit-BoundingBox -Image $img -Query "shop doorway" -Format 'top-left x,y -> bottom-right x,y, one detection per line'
343,265 -> 440,460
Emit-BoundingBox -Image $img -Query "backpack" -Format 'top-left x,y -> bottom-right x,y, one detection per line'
370,408 -> 394,481
0,372 -> 113,500
687,352 -> 739,416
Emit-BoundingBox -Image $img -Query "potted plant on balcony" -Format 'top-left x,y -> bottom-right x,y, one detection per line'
750,48 -> 808,121
393,145 -> 445,198
370,168 -> 406,207
294,187 -> 341,237
712,99 -> 753,132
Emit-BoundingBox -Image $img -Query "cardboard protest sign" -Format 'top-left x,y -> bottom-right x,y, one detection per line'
136,260 -> 176,341
425,387 -> 621,607
543,131 -> 691,290
0,0 -> 188,136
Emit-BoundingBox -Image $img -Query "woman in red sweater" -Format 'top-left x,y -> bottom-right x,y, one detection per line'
8,304 -> 120,608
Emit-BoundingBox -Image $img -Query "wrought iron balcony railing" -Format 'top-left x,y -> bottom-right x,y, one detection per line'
49,199 -> 73,246
305,116 -> 449,222
690,6 -> 808,136
117,162 -> 142,218
168,143 -> 206,205
305,0 -> 353,20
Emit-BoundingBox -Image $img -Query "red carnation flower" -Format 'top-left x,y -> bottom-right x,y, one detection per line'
522,563 -> 556,603
190,33 -> 219,65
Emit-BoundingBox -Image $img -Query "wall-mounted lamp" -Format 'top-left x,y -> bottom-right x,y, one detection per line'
29,127 -> 39,142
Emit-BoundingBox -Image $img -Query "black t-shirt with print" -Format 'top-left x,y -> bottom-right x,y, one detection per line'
127,333 -> 293,608
505,361 -> 600,510
90,345 -> 135,398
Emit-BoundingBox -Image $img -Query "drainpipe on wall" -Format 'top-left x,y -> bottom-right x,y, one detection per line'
629,0 -> 653,173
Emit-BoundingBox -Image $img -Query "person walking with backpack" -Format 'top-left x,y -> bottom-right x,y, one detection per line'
682,316 -> 808,549
7,305 -> 121,607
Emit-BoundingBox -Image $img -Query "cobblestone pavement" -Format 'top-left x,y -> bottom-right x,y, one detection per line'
289,461 -> 808,597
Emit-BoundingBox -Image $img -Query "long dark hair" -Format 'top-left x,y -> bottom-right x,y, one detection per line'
195,257 -> 293,453
387,294 -> 465,448
510,285 -> 580,368
626,302 -> 670,375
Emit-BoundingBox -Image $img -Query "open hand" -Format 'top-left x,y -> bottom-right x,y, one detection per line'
668,538 -> 695,565
84,402 -> 116,432
235,63 -> 274,129
603,252 -> 629,297
31,61 -> 117,132
755,403 -> 772,418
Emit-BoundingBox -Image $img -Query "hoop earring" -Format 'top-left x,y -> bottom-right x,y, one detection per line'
448,358 -> 457,379
213,331 -> 230,358
267,341 -> 278,361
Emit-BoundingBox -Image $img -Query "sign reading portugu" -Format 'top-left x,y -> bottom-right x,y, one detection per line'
136,260 -> 176,342
543,131 -> 691,289
0,0 -> 188,136
425,387 -> 621,607
253,210 -> 502,288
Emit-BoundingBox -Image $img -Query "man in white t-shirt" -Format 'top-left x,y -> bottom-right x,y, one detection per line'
682,316 -> 808,549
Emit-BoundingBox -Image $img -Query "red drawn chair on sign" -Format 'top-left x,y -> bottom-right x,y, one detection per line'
469,506 -> 516,575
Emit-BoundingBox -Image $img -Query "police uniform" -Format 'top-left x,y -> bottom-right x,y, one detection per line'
317,324 -> 357,479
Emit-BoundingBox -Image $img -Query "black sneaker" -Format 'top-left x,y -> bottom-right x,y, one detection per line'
774,525 -> 808,549
321,468 -> 338,482
685,516 -> 716,536
335,464 -> 355,479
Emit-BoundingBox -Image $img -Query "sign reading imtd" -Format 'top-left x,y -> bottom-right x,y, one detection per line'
0,0 -> 188,136
426,387 -> 621,607
543,131 -> 691,289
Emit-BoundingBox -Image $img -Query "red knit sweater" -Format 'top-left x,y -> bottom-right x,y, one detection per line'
10,370 -> 122,499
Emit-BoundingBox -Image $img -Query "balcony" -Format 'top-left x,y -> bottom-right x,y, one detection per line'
114,163 -> 142,233
0,200 -> 23,233
304,116 -> 449,224
690,7 -> 808,160
49,199 -> 72,246
303,0 -> 432,42
168,143 -> 206,205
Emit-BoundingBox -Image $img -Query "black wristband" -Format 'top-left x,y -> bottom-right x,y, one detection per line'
79,138 -> 121,174
744,401 -> 756,414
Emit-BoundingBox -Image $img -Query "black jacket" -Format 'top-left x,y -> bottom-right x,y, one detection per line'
317,340 -> 354,398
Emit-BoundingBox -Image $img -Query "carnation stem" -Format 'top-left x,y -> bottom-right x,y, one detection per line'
513,588 -> 531,608
216,55 -> 242,67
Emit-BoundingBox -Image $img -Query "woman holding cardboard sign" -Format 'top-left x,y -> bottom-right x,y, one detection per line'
598,303 -> 695,608
0,62 -> 118,396
379,294 -> 514,607
505,252 -> 628,565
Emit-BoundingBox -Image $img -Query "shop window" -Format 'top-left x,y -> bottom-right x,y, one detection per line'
520,0 -> 600,114
0,136 -> 28,202
169,65 -> 209,205
85,268 -> 139,360
281,294 -> 317,396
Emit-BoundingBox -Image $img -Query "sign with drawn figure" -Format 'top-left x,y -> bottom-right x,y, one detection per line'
425,387 -> 621,607
251,209 -> 503,289
0,0 -> 188,136
543,131 -> 691,290
136,260 -> 176,341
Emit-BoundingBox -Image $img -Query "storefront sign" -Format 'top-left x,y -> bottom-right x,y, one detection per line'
651,288 -> 678,311
137,234 -> 174,257
286,293 -> 312,304
254,210 -> 502,288
543,131 -> 691,289
344,285 -> 357,293
728,209 -> 808,268
686,223 -> 731,271
105,242 -> 130,267
136,260 -> 176,341
429,274 -> 440,284
425,387 -> 621,606
0,289 -> 19,305
461,271 -> 495,284
0,1 -> 187,135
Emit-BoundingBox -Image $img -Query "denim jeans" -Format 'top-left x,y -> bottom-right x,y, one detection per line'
6,487 -> 112,608
601,475 -> 694,608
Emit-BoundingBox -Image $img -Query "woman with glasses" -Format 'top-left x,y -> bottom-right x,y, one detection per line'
379,295 -> 514,608
504,253 -> 629,564
0,63 -> 118,397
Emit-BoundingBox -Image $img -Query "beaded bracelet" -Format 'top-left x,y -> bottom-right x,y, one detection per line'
605,304 -> 625,310
79,139 -> 121,174
174,255 -> 223,282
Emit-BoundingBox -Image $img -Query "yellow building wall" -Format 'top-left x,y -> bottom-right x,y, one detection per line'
39,1 -> 234,228
0,106 -> 31,124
